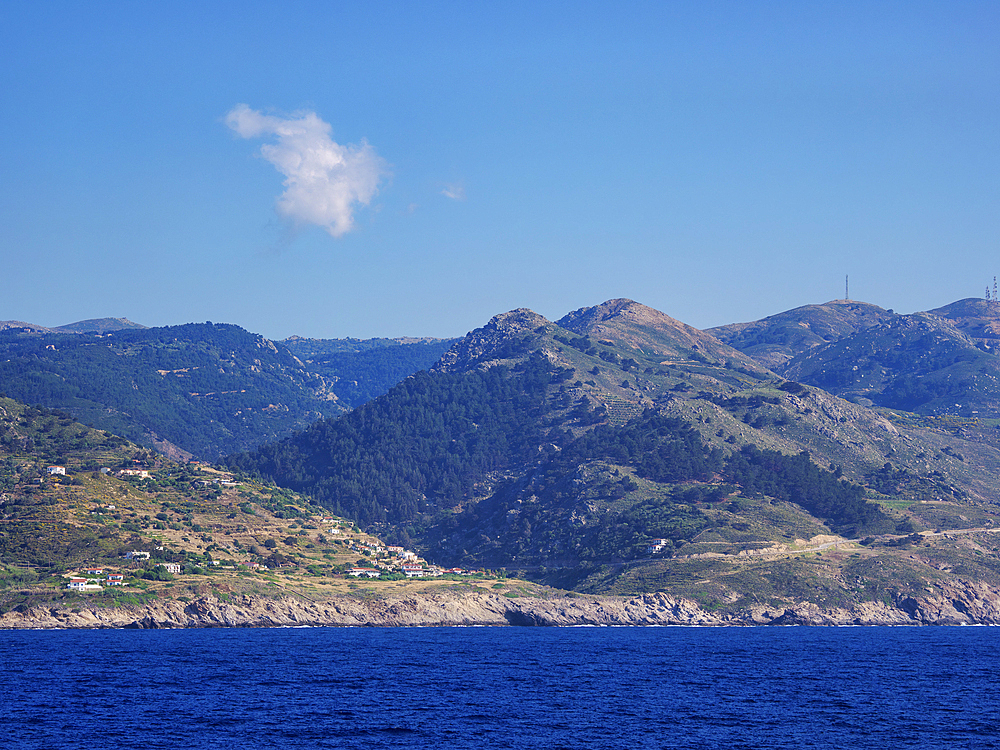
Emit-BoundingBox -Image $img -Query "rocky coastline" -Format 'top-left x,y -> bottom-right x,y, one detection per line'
4,579 -> 1000,629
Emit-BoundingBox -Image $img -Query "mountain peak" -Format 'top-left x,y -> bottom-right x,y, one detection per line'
434,308 -> 551,372
557,298 -> 738,361
55,317 -> 147,334
707,300 -> 893,370
558,298 -> 668,329
487,308 -> 551,334
927,297 -> 1000,341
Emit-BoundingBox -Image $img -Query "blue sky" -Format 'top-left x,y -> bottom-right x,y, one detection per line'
2,1 -> 998,339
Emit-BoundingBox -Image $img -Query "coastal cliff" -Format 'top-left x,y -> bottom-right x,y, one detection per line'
4,579 -> 1000,629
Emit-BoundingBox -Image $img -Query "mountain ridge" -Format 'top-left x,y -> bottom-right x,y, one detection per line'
9,295 -> 1000,615
226,296 -> 1000,600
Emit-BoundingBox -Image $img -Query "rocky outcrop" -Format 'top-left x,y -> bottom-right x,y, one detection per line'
5,581 -> 1000,629
434,309 -> 551,373
0,591 -> 719,630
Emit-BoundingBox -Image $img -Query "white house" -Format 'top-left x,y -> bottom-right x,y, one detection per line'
349,567 -> 381,578
161,563 -> 182,574
67,578 -> 102,591
47,466 -> 65,476
117,469 -> 150,479
647,539 -> 670,554
401,563 -> 426,578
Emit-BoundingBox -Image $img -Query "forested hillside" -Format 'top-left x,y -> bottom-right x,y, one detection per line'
779,311 -> 1000,417
0,324 -> 452,461
226,354 -> 561,527
226,302 -> 899,585
0,323 -> 344,460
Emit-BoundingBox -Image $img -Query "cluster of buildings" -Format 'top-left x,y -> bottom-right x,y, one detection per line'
66,552 -> 185,590
67,568 -> 127,590
348,564 -> 481,579
347,545 -> 483,579
47,466 -> 151,479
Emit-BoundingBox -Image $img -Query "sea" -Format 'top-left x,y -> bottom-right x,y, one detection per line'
2,626 -> 998,749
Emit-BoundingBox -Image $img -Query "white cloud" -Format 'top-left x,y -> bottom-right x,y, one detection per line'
225,104 -> 388,237
441,182 -> 466,201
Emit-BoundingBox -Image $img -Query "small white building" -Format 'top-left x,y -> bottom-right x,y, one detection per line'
67,578 -> 102,591
117,469 -> 150,479
647,539 -> 670,554
402,564 -> 426,578
349,567 -> 381,578
47,466 -> 66,476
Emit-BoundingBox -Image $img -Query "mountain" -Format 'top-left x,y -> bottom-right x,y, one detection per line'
777,309 -> 1000,416
0,322 -> 346,461
0,321 -> 53,333
713,298 -> 1000,424
8,298 -> 1000,619
0,317 -> 147,334
927,298 -> 1000,343
226,298 -> 1000,600
707,299 -> 894,370
53,317 -> 147,334
0,323 -> 455,461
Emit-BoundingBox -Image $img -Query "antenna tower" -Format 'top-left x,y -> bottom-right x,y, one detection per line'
845,275 -> 849,301
993,277 -> 996,304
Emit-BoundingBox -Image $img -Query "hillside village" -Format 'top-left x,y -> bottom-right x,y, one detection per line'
0,410 -> 500,613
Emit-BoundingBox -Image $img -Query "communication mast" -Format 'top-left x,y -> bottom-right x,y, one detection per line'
993,276 -> 996,304
845,275 -> 849,301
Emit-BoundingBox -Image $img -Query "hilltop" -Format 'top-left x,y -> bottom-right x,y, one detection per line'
707,300 -> 894,370
0,317 -> 146,334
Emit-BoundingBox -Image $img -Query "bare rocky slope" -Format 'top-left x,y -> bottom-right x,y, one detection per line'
4,581 -> 1000,629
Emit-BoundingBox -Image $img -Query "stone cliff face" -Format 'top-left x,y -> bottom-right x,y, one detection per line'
4,582 -> 1000,629
434,309 -> 551,373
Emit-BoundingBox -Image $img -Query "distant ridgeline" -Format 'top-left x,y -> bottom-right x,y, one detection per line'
0,323 -> 343,461
711,297 -> 1000,419
280,336 -> 455,408
0,323 -> 452,461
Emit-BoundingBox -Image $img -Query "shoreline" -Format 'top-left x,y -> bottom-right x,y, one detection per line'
4,582 -> 1000,629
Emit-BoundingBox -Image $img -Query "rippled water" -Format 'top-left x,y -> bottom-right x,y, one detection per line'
3,626 -> 999,749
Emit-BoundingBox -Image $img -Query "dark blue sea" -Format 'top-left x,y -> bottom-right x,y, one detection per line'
2,626 -> 998,749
